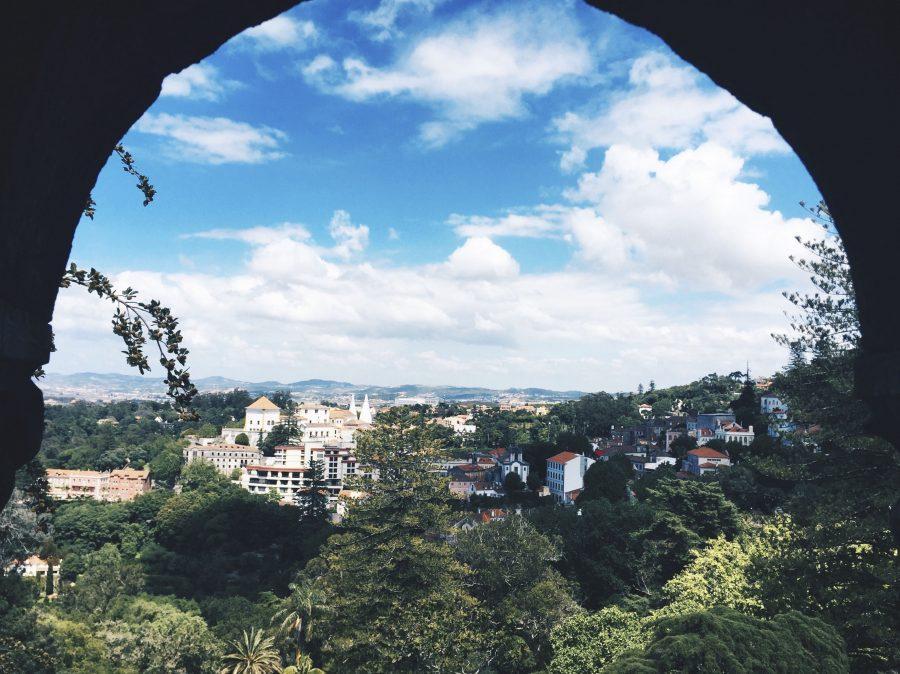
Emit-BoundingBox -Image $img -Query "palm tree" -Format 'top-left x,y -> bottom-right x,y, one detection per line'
219,628 -> 282,674
271,578 -> 324,661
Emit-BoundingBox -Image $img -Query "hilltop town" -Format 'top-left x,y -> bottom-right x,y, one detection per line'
39,371 -> 800,516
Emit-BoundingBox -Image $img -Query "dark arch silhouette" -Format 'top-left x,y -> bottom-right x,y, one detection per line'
1,1 -> 897,510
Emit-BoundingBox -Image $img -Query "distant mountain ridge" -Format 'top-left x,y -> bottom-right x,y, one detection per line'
38,371 -> 586,403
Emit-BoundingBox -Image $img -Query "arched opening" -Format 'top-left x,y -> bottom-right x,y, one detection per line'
0,2 -> 896,668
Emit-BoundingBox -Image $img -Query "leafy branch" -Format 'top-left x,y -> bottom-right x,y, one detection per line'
774,200 -> 858,355
40,144 -> 197,418
83,144 -> 156,219
59,264 -> 198,419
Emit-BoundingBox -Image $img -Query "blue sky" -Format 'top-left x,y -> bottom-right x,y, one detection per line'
52,0 -> 823,392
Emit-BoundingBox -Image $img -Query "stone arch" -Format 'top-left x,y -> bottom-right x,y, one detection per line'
1,1 -> 898,507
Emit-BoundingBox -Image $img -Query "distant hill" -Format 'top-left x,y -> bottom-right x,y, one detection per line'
38,371 -> 586,404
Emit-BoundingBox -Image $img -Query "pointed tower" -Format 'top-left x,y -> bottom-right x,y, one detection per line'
349,393 -> 358,419
360,394 -> 373,424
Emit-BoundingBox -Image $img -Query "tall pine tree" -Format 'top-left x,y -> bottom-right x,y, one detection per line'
295,460 -> 328,526
308,408 -> 489,672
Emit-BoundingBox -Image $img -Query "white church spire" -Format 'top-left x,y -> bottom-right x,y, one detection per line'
349,393 -> 358,419
360,394 -> 373,424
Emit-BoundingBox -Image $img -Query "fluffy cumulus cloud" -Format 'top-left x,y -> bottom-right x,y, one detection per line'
50,207 -> 804,390
232,16 -> 318,51
445,236 -> 520,279
564,143 -> 820,292
303,3 -> 593,146
450,143 -> 819,293
553,52 -> 789,172
134,113 -> 288,164
349,0 -> 446,42
160,63 -> 241,102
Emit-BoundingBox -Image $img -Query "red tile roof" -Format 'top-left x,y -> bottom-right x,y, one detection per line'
548,451 -> 580,463
687,447 -> 729,459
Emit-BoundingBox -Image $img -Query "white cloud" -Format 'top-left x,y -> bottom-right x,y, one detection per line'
445,237 -> 520,279
303,3 -> 593,146
448,208 -> 563,239
328,210 -> 370,259
160,63 -> 241,102
134,113 -> 288,164
233,15 -> 317,52
554,51 -> 789,171
564,143 -> 819,292
447,143 -> 819,293
349,0 -> 446,42
49,229 -> 796,390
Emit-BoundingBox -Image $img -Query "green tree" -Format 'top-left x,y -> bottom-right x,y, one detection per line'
605,606 -> 848,674
668,433 -> 697,461
0,573 -> 57,672
529,499 -> 653,608
643,478 -> 740,541
62,543 -> 144,616
503,470 -> 525,493
148,448 -> 185,488
197,422 -> 219,438
763,203 -> 899,670
456,516 -> 577,672
578,455 -> 633,504
219,628 -> 281,674
657,536 -> 762,617
311,408 -> 487,672
103,597 -> 221,674
259,424 -> 296,457
282,653 -> 325,674
178,460 -> 233,493
272,578 -> 323,664
634,511 -> 702,591
730,378 -> 761,430
549,606 -> 644,674
234,433 -> 250,446
40,614 -> 119,674
294,460 -> 328,526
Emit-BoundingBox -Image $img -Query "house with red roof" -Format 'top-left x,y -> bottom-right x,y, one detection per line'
683,447 -> 732,475
547,451 -> 595,504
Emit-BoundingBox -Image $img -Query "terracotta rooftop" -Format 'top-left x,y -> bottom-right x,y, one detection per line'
687,447 -> 729,459
548,451 -> 580,463
247,396 -> 280,410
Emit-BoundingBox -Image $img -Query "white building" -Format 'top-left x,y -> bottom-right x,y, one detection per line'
183,443 -> 261,476
296,402 -> 330,424
760,395 -> 785,415
626,453 -> 677,475
683,447 -> 732,475
498,448 -> 530,483
437,414 -> 477,435
242,464 -> 308,498
761,395 -> 793,438
7,555 -> 56,592
231,394 -> 376,504
715,422 -> 755,446
546,451 -> 595,504
221,396 -> 282,445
